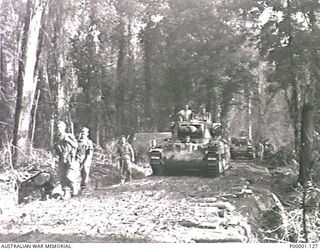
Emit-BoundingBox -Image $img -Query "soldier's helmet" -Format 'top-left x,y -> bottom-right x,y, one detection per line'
81,127 -> 89,133
119,135 -> 127,142
200,104 -> 206,109
57,121 -> 66,130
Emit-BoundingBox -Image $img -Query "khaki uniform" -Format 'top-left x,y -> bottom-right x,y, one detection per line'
77,137 -> 93,188
198,112 -> 211,122
177,109 -> 193,122
54,133 -> 80,196
185,142 -> 197,152
256,142 -> 264,161
117,142 -> 134,183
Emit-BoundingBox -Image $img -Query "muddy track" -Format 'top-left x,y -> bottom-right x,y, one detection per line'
0,160 -> 284,243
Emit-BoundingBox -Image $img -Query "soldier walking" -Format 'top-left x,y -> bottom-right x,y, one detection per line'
77,127 -> 94,190
256,141 -> 265,161
54,121 -> 80,199
117,135 -> 135,184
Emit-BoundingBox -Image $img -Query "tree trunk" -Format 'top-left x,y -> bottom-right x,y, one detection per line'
299,83 -> 314,186
220,85 -> 235,141
49,1 -> 71,127
12,0 -> 47,165
212,88 -> 221,123
57,71 -> 68,121
115,18 -> 126,135
286,0 -> 301,154
299,82 -> 314,244
143,17 -> 153,123
50,119 -> 54,148
0,17 -> 6,147
55,22 -> 69,123
206,80 -> 214,119
246,89 -> 252,141
30,89 -> 40,151
299,9 -> 318,187
256,75 -> 265,143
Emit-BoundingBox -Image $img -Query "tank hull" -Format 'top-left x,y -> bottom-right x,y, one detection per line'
147,120 -> 230,177
150,147 -> 224,177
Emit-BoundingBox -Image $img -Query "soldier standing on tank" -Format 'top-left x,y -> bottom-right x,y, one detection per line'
117,135 -> 135,184
197,106 -> 211,122
150,136 -> 157,149
54,121 -> 79,199
177,104 -> 193,122
77,127 -> 94,190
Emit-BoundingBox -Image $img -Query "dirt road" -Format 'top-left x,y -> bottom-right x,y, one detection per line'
0,161 -> 287,243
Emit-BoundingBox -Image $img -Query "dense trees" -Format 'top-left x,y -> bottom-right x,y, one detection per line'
247,0 -> 320,185
0,0 -> 319,243
246,1 -> 320,241
0,0 -> 319,187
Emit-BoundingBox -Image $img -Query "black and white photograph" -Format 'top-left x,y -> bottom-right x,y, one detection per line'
0,0 -> 320,247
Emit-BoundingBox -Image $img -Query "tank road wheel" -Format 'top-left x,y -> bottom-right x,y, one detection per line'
212,161 -> 222,177
230,152 -> 236,160
208,160 -> 220,177
205,157 -> 215,176
205,153 -> 224,177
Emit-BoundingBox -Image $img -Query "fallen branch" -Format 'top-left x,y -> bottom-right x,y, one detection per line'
11,143 -> 28,160
0,121 -> 13,127
263,237 -> 291,243
7,142 -> 19,205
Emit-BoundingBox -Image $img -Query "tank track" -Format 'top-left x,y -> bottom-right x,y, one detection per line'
205,154 -> 221,176
151,163 -> 164,176
205,142 -> 225,177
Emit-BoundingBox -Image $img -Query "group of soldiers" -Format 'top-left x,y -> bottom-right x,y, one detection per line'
176,104 -> 212,122
54,121 -> 93,199
54,104 -> 211,199
169,104 -> 212,135
54,121 -> 135,200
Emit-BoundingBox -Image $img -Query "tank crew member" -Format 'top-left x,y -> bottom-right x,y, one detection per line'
54,121 -> 80,199
150,136 -> 157,149
117,135 -> 135,184
239,130 -> 247,137
177,104 -> 193,122
77,127 -> 94,190
197,106 -> 211,122
185,135 -> 197,151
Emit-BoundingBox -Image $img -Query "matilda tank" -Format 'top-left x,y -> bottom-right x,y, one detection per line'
148,119 -> 230,177
230,137 -> 256,160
